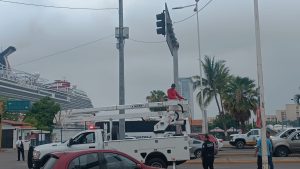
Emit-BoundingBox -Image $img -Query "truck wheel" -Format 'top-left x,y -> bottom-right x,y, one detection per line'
236,141 -> 245,149
194,149 -> 202,159
146,158 -> 167,168
275,146 -> 289,157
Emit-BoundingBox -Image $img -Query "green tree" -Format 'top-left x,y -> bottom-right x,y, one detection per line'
207,56 -> 230,112
24,97 -> 61,131
194,56 -> 231,133
210,113 -> 236,130
146,90 -> 167,111
223,76 -> 258,132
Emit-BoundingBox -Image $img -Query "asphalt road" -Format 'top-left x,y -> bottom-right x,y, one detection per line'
170,163 -> 300,169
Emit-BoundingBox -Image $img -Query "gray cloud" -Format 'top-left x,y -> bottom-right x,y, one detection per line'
1,0 -> 300,119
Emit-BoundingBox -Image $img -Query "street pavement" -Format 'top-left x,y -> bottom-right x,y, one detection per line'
0,149 -> 28,169
171,163 -> 300,169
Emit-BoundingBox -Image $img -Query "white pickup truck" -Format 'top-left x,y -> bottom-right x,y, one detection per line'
30,129 -> 190,169
229,129 -> 261,149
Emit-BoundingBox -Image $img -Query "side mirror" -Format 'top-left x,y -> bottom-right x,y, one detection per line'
67,138 -> 74,147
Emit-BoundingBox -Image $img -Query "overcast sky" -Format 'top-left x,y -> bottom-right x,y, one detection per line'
1,0 -> 300,119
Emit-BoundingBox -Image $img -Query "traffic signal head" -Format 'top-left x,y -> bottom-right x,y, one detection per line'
156,12 -> 166,35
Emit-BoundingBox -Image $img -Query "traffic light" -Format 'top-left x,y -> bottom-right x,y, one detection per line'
156,12 -> 166,35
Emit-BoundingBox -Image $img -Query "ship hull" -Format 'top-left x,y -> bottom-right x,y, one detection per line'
0,78 -> 93,110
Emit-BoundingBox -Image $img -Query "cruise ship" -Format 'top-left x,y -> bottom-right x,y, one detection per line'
0,46 -> 93,110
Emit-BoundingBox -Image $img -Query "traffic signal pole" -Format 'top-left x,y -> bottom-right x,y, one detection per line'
156,4 -> 181,135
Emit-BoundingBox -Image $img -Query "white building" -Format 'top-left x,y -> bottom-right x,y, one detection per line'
179,77 -> 195,119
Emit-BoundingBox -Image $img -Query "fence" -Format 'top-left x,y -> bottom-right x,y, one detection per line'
52,127 -> 85,143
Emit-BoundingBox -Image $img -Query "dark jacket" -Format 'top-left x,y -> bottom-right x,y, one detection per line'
201,140 -> 215,158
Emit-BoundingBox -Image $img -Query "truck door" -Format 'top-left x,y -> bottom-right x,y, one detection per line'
69,132 -> 97,150
247,130 -> 259,145
289,132 -> 300,153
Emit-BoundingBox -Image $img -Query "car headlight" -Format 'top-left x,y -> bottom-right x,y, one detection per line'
33,150 -> 41,160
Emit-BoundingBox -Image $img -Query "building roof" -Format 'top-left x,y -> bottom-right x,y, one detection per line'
190,119 -> 202,126
1,120 -> 34,129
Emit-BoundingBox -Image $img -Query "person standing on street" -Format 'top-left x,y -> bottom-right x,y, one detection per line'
255,131 -> 274,169
16,136 -> 25,161
201,134 -> 215,169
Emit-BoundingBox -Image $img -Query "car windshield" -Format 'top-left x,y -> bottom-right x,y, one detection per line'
275,130 -> 286,137
42,156 -> 58,169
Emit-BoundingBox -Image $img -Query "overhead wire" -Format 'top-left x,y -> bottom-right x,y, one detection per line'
129,38 -> 165,44
14,34 -> 114,67
173,0 -> 214,24
0,0 -> 118,11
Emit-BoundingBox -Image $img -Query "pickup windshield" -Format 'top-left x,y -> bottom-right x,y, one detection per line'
275,129 -> 296,138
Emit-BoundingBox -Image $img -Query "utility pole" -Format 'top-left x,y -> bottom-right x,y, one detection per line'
172,0 -> 208,133
254,0 -> 268,168
118,0 -> 125,140
195,0 -> 208,134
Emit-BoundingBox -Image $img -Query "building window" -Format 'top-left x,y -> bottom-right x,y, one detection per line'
281,112 -> 287,121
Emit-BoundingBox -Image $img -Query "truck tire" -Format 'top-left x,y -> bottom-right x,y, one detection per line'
275,146 -> 289,157
194,149 -> 202,159
146,158 -> 167,168
235,140 -> 245,149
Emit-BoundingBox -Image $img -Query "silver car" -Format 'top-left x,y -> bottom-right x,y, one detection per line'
272,130 -> 300,157
189,138 -> 204,159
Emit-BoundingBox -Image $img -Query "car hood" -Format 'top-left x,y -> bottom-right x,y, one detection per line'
230,134 -> 246,137
270,136 -> 286,143
34,142 -> 67,151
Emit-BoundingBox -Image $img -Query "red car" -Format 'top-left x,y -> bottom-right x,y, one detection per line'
39,149 -> 158,169
189,133 -> 219,154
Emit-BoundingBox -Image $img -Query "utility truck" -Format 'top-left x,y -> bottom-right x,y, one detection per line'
29,100 -> 191,169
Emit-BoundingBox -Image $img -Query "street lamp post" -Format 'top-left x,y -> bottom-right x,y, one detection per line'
253,0 -> 268,168
173,0 -> 208,134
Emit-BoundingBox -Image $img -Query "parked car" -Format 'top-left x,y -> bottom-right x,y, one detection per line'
189,138 -> 204,159
39,149 -> 159,169
189,133 -> 218,155
272,130 -> 300,157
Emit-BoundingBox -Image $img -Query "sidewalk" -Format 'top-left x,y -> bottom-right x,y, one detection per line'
0,149 -> 28,169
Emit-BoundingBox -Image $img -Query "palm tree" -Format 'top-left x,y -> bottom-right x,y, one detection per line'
146,90 -> 167,111
146,90 -> 167,102
223,76 -> 258,132
196,56 -> 230,115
